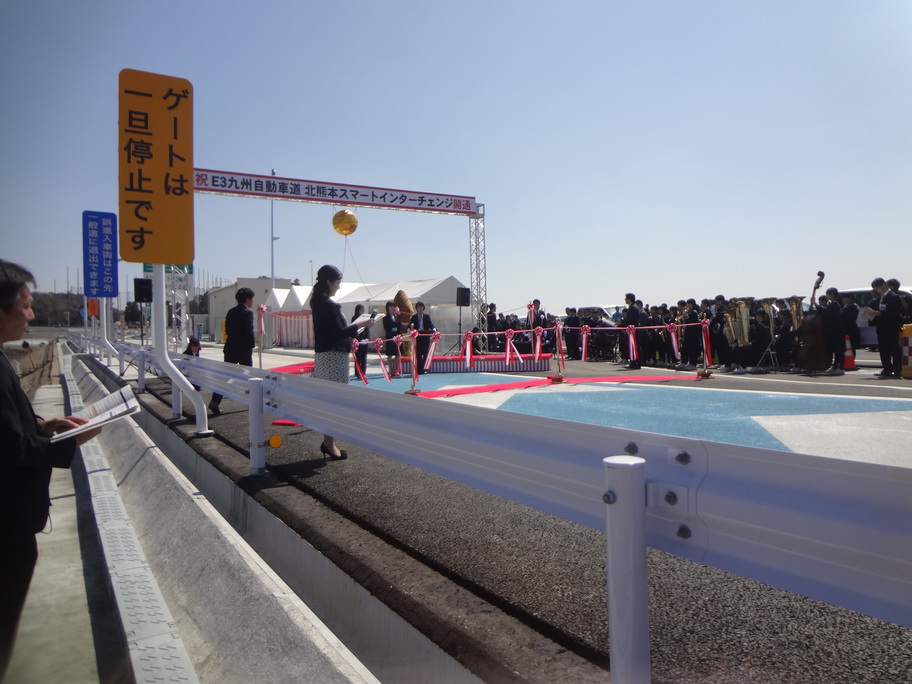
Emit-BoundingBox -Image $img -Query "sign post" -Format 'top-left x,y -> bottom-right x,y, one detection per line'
119,68 -> 210,436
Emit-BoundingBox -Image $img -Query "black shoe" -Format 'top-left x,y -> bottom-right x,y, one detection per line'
320,443 -> 348,460
874,372 -> 895,379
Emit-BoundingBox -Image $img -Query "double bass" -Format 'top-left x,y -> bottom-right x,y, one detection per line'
797,270 -> 829,372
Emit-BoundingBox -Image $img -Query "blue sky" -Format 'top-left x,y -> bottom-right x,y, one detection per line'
2,1 -> 910,318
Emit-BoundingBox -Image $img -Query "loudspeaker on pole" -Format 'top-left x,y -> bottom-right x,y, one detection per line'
134,278 -> 153,303
456,287 -> 470,307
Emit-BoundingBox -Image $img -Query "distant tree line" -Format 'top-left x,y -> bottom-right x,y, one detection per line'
28,291 -> 209,328
29,292 -> 97,327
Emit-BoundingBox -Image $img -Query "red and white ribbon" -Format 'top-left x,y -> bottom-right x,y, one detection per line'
701,319 -> 712,366
409,329 -> 419,383
351,338 -> 368,385
533,326 -> 543,362
374,337 -> 391,381
665,322 -> 680,360
393,334 -> 403,377
581,325 -> 592,362
463,330 -> 474,368
257,304 -> 267,335
425,331 -> 441,371
554,323 -> 565,369
626,325 -> 639,361
503,329 -> 523,365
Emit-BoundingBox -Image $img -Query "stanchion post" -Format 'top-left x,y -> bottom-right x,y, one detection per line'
118,344 -> 125,377
603,455 -> 651,684
248,377 -> 265,474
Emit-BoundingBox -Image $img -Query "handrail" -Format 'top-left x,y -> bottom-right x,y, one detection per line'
74,336 -> 912,678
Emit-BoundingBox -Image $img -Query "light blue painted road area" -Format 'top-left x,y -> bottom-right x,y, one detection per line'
497,385 -> 912,451
365,373 -> 912,452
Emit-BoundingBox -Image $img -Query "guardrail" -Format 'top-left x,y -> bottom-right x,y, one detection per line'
73,335 -> 912,683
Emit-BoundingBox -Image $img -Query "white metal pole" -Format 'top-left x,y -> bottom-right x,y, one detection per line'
152,264 -> 213,435
603,455 -> 651,684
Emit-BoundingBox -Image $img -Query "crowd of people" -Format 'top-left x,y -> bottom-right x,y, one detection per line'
479,278 -> 911,376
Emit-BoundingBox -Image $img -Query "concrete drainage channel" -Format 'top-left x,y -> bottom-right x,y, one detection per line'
69,348 -> 481,684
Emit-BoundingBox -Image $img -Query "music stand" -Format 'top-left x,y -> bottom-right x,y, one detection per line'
446,304 -> 465,355
753,337 -> 779,373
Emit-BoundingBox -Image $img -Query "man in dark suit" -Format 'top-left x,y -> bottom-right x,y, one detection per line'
869,277 -> 902,378
209,287 -> 256,413
0,260 -> 101,678
563,307 -> 581,360
622,293 -> 641,369
410,301 -> 435,374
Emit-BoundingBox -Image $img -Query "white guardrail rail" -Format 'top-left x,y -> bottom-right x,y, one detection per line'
75,335 -> 912,683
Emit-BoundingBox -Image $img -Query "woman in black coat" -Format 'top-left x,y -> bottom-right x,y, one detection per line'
310,265 -> 376,458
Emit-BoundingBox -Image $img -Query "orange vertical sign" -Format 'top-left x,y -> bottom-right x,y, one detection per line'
118,69 -> 194,264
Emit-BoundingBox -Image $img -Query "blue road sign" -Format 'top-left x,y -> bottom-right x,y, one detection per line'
83,211 -> 118,297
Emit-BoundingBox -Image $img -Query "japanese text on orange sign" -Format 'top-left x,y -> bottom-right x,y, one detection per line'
118,69 -> 194,264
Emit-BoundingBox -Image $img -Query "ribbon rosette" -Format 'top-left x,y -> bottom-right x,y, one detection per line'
425,331 -> 441,371
463,330 -> 474,368
581,324 -> 592,362
533,326 -> 543,362
626,325 -> 639,361
665,322 -> 680,360
351,338 -> 368,385
503,328 -> 523,365
374,337 -> 391,381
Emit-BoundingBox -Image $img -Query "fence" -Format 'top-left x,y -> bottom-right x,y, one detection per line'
77,335 -> 912,683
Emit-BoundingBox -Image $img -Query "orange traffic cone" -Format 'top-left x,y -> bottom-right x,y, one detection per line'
843,335 -> 856,371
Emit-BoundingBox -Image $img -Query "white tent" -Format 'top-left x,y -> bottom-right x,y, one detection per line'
262,276 -> 470,350
336,275 -> 472,344
264,282 -> 377,349
280,285 -> 311,312
264,288 -> 289,310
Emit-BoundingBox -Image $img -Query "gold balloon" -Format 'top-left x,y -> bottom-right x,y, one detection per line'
332,209 -> 358,236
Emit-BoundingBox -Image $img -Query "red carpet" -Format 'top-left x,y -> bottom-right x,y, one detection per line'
269,361 -> 315,375
418,375 -> 681,398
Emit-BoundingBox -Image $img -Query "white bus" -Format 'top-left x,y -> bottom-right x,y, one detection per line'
839,287 -> 911,348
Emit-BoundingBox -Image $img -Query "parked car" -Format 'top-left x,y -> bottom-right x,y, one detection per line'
576,306 -> 618,325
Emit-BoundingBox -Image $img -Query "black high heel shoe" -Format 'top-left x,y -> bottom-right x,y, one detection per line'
319,443 -> 348,460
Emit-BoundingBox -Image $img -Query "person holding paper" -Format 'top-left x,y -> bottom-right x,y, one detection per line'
409,301 -> 435,374
350,305 -> 370,377
209,288 -> 256,414
310,265 -> 375,459
0,260 -> 102,679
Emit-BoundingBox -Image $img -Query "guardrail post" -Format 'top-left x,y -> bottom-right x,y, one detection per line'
171,381 -> 182,419
137,350 -> 146,392
248,378 -> 265,474
118,344 -> 126,377
603,455 -> 651,684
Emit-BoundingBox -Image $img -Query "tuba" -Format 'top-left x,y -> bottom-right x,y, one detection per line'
733,299 -> 752,347
723,311 -> 738,347
787,296 -> 805,327
759,298 -> 777,327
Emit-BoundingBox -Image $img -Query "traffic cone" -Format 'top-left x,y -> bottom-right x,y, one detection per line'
843,335 -> 856,371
